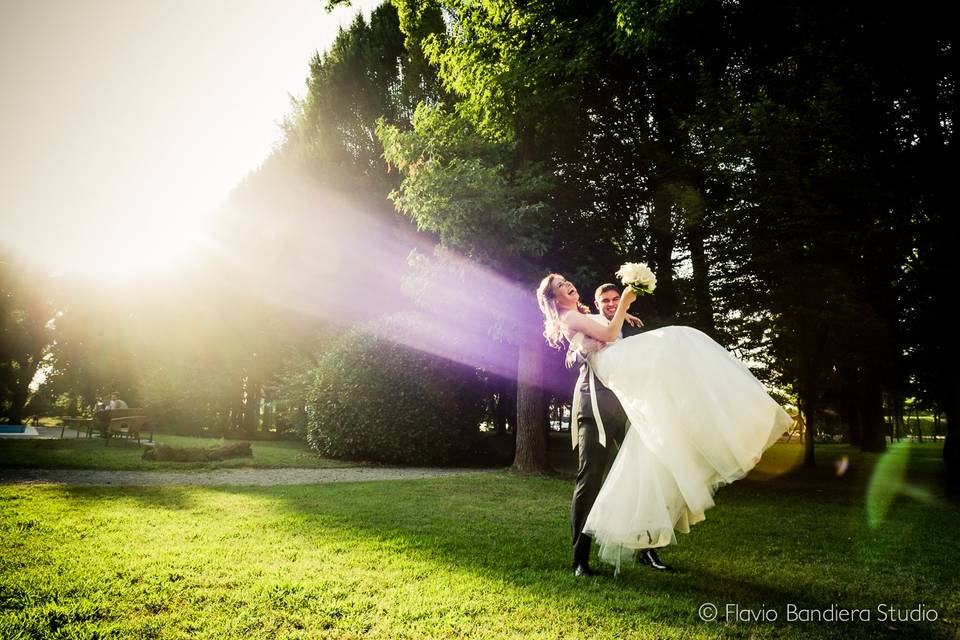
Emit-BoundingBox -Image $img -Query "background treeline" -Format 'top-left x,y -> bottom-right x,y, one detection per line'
1,1 -> 955,483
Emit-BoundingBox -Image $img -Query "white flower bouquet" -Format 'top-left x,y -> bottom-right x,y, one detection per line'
615,262 -> 657,296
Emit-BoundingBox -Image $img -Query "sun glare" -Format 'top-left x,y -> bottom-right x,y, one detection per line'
38,209 -> 214,282
1,0 -> 384,286
95,222 -> 210,280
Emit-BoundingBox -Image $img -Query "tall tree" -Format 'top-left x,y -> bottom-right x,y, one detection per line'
385,0 -> 667,472
379,104 -> 554,471
0,257 -> 55,424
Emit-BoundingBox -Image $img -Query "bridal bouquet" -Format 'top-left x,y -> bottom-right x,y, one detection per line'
616,262 -> 657,296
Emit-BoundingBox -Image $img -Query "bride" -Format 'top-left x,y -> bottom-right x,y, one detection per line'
537,273 -> 792,571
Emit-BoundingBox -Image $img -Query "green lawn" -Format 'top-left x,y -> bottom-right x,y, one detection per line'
1,442 -> 957,639
0,434 -> 355,471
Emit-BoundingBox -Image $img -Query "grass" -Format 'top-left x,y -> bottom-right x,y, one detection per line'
0,434 -> 356,471
890,415 -> 948,439
1,442 -> 957,639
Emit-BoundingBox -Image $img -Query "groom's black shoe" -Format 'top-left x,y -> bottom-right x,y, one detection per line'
573,563 -> 595,577
638,548 -> 673,572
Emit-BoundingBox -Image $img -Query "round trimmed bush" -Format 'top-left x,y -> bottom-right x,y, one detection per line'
305,326 -> 485,465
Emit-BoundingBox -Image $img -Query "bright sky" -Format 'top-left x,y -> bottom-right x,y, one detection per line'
0,0 -> 383,279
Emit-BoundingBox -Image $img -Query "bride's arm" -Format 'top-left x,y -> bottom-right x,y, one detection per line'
562,288 -> 636,343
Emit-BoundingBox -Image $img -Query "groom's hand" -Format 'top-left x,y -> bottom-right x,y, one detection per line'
625,313 -> 644,328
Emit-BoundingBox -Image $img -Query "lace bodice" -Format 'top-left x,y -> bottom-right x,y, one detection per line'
564,329 -> 609,369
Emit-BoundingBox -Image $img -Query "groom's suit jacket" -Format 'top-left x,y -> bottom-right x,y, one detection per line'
569,314 -> 630,450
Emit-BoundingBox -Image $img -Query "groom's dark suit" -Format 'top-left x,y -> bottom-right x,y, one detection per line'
570,318 -> 646,568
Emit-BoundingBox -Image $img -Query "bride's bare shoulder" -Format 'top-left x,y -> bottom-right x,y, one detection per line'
561,309 -> 597,327
558,309 -> 593,338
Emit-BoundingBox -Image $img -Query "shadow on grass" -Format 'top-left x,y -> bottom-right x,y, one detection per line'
5,442 -> 955,639
54,484 -> 205,512
189,443 -> 957,639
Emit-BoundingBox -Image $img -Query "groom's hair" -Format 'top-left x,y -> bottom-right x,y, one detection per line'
594,283 -> 620,302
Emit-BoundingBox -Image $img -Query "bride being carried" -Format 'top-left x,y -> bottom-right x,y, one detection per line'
536,264 -> 792,575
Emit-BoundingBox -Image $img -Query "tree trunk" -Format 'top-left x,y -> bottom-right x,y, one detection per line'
880,392 -> 891,444
945,392 -> 959,489
912,45 -> 958,485
243,382 -> 261,435
544,402 -> 552,451
687,219 -> 716,335
858,368 -> 886,453
262,389 -> 274,434
7,357 -> 40,425
841,385 -> 860,446
513,342 -> 548,473
494,389 -> 506,435
894,394 -> 904,442
799,400 -> 815,468
233,382 -> 245,433
796,330 -> 817,467
504,383 -> 516,434
650,185 -> 678,321
8,388 -> 28,426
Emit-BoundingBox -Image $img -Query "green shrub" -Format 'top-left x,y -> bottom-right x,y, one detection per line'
306,327 -> 484,465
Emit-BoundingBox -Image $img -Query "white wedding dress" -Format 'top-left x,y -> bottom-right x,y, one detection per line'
575,325 -> 792,569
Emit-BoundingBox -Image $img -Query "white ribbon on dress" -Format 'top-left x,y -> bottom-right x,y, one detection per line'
568,333 -> 606,450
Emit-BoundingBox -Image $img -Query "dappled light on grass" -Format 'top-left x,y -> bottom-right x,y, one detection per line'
0,477 -> 702,638
745,438 -> 804,481
2,446 -> 957,639
0,458 -> 960,639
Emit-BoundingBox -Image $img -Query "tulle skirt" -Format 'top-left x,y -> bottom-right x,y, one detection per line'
582,325 -> 792,568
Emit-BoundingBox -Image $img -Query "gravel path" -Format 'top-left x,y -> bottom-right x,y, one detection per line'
0,467 -> 501,487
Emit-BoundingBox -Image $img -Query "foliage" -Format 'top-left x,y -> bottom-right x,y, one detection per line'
7,1 -> 955,478
270,337 -> 333,437
306,319 -> 486,465
379,104 -> 553,267
137,357 -> 235,436
37,283 -> 140,415
0,258 -> 56,424
281,2 -> 444,196
383,1 -> 646,472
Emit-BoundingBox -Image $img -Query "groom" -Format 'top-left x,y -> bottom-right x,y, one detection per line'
570,283 -> 671,576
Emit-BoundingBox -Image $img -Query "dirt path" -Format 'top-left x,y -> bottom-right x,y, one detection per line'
0,467 -> 501,487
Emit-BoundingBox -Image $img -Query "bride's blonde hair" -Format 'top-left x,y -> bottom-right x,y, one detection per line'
536,273 -> 589,350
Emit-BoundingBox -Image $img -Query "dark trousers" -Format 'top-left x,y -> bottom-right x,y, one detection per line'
571,414 -> 625,567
